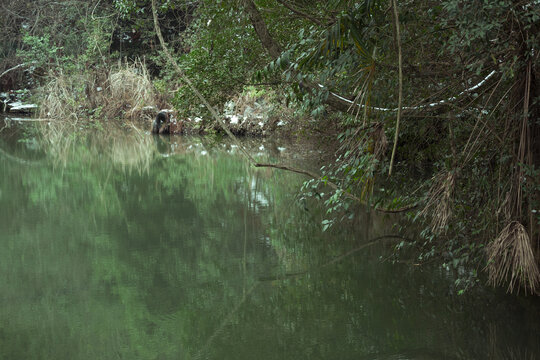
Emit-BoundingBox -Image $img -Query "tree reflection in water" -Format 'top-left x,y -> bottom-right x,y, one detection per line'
0,130 -> 539,360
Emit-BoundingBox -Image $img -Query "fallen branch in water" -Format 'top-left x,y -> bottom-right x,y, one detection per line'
255,163 -> 321,181
254,162 -> 417,213
255,162 -> 362,201
192,282 -> 259,360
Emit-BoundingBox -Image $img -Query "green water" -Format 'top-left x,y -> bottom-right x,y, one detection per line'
0,128 -> 539,360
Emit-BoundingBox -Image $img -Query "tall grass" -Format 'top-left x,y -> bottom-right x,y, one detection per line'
420,170 -> 455,234
39,59 -> 158,126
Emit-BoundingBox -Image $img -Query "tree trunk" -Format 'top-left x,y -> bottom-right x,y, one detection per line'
242,0 -> 282,59
243,0 -> 354,113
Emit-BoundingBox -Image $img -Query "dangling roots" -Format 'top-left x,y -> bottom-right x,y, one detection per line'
486,221 -> 540,294
371,122 -> 388,161
420,170 -> 455,234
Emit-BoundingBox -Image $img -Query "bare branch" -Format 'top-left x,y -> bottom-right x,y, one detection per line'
275,0 -> 324,26
254,162 -> 417,213
0,62 -> 34,80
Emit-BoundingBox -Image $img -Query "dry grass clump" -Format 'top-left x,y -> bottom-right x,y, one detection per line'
108,59 -> 155,118
39,70 -> 85,125
371,122 -> 388,161
486,221 -> 540,294
420,170 -> 455,234
37,60 -> 160,157
39,59 -> 158,124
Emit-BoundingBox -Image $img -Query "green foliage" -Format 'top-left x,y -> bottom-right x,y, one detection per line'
18,33 -> 64,69
114,0 -> 147,18
79,17 -> 117,67
292,0 -> 540,294
169,1 -> 269,118
523,164 -> 540,226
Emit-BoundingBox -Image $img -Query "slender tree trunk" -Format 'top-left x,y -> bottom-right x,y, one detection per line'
242,0 -> 282,59
242,0 -> 355,113
388,0 -> 403,176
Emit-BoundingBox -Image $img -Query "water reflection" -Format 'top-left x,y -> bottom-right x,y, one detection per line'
0,128 -> 539,360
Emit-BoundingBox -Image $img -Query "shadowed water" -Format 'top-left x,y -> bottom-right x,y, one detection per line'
0,127 -> 539,360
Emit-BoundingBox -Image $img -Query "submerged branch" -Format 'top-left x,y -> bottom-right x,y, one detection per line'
255,162 -> 362,202
193,283 -> 259,360
254,163 -> 417,213
0,145 -> 43,166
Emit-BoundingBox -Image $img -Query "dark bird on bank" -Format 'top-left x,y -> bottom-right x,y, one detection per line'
152,110 -> 183,135
152,111 -> 170,134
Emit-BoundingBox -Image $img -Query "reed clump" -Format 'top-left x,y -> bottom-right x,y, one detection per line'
39,59 -> 158,127
486,221 -> 540,294
420,170 -> 455,234
36,59 -> 161,164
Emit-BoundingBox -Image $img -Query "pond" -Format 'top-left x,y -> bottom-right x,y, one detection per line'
1,125 -> 539,360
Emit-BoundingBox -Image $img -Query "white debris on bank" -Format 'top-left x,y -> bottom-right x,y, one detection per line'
9,103 -> 38,113
219,97 -> 290,136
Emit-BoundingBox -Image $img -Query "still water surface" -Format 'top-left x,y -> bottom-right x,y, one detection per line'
1,128 -> 539,359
